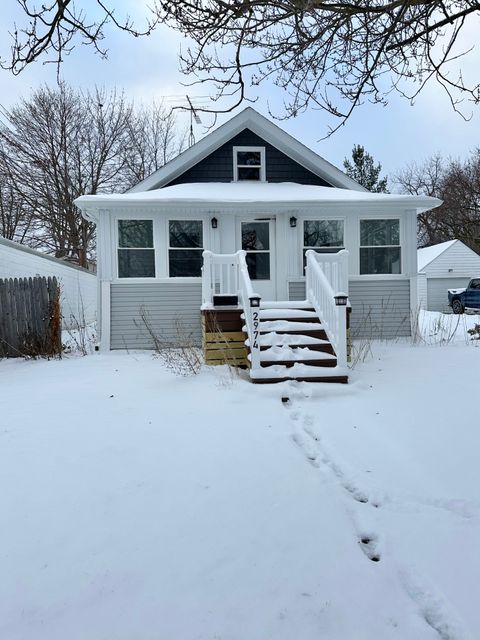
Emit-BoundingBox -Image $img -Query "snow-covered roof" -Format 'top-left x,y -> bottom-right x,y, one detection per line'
0,235 -> 92,273
76,182 -> 441,218
417,240 -> 458,271
127,107 -> 367,193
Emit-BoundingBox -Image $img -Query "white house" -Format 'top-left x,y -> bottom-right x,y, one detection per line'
417,239 -> 480,312
0,236 -> 97,328
75,107 -> 441,382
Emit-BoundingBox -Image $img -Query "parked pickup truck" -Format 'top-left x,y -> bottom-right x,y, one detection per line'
448,278 -> 480,314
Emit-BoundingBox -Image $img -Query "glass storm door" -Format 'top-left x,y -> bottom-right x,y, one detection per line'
238,219 -> 276,300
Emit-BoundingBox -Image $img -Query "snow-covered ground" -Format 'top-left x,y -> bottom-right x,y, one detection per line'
1,312 -> 479,640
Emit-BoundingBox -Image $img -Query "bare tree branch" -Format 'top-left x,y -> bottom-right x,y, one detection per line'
0,83 -> 184,265
2,1 -> 480,131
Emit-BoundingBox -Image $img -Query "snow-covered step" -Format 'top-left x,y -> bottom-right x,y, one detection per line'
257,308 -> 319,320
257,320 -> 324,333
250,363 -> 348,383
260,345 -> 336,361
260,300 -> 311,309
246,332 -> 331,349
247,345 -> 337,368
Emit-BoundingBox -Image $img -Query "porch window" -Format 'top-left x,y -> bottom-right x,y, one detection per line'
233,146 -> 265,181
360,219 -> 401,274
169,220 -> 203,277
117,220 -> 155,278
303,219 -> 344,267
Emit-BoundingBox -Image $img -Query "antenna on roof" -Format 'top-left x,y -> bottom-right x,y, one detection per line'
186,95 -> 202,147
163,94 -> 209,147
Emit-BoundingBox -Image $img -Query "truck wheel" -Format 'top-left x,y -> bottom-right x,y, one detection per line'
452,299 -> 464,314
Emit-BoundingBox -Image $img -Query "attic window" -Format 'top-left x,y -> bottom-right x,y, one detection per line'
233,146 -> 265,181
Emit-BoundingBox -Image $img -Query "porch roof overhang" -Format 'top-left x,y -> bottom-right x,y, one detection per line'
75,182 -> 442,222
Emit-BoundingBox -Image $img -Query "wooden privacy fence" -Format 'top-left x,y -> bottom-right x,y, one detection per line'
0,276 -> 61,358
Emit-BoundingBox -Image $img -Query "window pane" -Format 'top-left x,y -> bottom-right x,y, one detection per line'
237,166 -> 261,181
169,220 -> 203,248
118,249 -> 155,277
246,252 -> 270,280
169,249 -> 203,277
242,222 -> 270,250
118,220 -> 153,248
360,219 -> 399,246
237,151 -> 261,166
304,220 -> 344,247
360,247 -> 401,274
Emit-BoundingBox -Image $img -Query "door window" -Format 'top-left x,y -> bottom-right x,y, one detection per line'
241,221 -> 270,279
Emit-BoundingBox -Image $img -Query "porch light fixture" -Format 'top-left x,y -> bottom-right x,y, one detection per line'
211,217 -> 218,229
289,216 -> 297,228
334,293 -> 348,306
249,296 -> 261,308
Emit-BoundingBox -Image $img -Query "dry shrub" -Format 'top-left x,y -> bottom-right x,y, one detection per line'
138,306 -> 203,376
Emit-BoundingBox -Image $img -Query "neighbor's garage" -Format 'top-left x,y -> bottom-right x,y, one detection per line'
418,239 -> 480,312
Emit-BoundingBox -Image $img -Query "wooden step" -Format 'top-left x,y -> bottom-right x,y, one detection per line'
260,358 -> 338,368
256,345 -> 337,368
252,375 -> 348,384
260,300 -> 313,310
257,309 -> 319,321
246,332 -> 334,354
250,363 -> 348,384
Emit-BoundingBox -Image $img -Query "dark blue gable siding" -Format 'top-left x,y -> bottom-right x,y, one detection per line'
167,128 -> 332,186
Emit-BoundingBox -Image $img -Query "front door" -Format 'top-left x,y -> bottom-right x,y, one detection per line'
237,218 -> 276,300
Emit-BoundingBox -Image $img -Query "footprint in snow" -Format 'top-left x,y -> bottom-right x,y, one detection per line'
358,532 -> 382,563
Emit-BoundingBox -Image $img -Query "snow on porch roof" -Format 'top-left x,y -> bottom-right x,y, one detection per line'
417,239 -> 458,271
76,182 -> 441,213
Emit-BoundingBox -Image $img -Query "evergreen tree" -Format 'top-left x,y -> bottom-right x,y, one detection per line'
344,145 -> 388,193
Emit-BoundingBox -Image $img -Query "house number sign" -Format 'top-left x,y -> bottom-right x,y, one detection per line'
252,311 -> 259,349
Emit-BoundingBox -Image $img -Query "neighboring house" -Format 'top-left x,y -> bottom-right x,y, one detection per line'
75,107 -> 440,382
0,236 -> 97,328
417,239 -> 480,312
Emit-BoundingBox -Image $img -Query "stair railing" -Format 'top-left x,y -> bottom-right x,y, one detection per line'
305,250 -> 349,368
202,250 -> 261,372
237,250 -> 261,372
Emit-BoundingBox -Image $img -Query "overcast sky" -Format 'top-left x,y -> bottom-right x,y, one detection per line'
0,0 -> 479,187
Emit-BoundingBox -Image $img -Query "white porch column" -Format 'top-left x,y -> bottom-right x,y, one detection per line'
100,281 -> 111,352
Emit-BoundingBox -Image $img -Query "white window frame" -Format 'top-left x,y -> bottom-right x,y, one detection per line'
167,218 -> 204,278
359,217 -> 402,275
116,218 -> 156,279
299,216 -> 345,273
233,146 -> 266,182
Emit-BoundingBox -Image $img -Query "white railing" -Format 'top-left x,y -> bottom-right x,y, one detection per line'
202,250 -> 262,372
305,250 -> 349,368
202,250 -> 240,307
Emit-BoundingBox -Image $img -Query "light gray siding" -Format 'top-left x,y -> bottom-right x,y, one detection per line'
289,278 -> 411,338
110,282 -> 202,349
427,277 -> 470,313
349,280 -> 411,338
